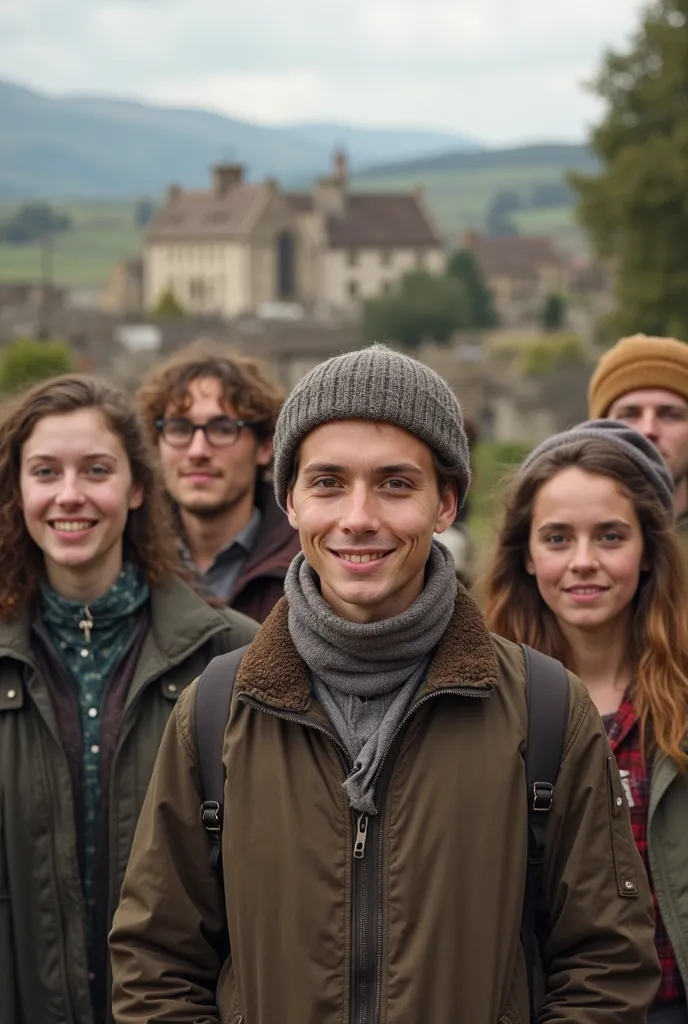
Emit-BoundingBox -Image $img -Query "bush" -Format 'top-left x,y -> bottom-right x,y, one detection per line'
0,338 -> 75,395
0,203 -> 72,244
519,332 -> 586,376
361,271 -> 468,348
153,288 -> 185,317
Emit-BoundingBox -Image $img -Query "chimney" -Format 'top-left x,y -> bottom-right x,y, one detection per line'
332,148 -> 349,182
213,164 -> 244,196
166,184 -> 182,203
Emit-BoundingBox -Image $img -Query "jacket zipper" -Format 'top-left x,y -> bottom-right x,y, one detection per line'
239,685 -> 492,1024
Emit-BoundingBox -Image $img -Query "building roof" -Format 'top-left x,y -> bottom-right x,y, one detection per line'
284,193 -> 314,214
285,192 -> 443,249
146,184 -> 269,242
464,233 -> 564,278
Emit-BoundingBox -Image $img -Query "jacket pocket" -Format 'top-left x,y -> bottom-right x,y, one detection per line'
606,755 -> 640,897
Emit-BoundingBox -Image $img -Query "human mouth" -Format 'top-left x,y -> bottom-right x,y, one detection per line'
565,585 -> 609,602
49,519 -> 97,534
332,550 -> 392,564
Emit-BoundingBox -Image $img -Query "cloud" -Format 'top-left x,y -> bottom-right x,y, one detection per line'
0,0 -> 646,142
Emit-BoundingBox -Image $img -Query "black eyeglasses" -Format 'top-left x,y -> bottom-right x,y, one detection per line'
155,416 -> 256,448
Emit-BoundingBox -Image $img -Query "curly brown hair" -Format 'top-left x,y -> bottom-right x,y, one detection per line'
482,439 -> 688,769
0,374 -> 182,619
136,340 -> 285,453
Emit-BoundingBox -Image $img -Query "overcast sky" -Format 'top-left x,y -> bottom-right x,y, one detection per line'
1,0 -> 645,144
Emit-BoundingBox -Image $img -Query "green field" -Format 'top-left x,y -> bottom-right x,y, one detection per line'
0,201 -> 142,287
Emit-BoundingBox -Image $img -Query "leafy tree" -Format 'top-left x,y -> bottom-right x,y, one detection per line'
541,293 -> 567,331
570,0 -> 688,338
485,190 -> 520,237
0,203 -> 72,244
153,288 -> 185,317
0,338 -> 75,395
447,249 -> 499,327
134,198 -> 156,227
361,271 -> 468,348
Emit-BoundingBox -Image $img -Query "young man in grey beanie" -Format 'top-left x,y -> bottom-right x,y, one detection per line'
110,345 -> 659,1024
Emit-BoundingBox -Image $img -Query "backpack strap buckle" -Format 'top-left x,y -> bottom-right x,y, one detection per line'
532,781 -> 554,813
201,800 -> 223,834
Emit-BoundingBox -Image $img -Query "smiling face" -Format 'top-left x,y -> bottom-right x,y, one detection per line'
286,419 -> 457,623
158,376 -> 272,519
526,466 -> 645,636
19,407 -> 143,596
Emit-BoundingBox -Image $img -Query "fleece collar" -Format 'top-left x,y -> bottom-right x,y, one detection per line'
236,583 -> 499,712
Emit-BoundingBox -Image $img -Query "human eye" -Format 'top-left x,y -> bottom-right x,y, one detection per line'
313,476 -> 341,490
32,465 -> 55,479
601,530 -> 623,544
164,419 -> 193,441
88,464 -> 111,477
544,533 -> 567,546
382,478 -> 411,491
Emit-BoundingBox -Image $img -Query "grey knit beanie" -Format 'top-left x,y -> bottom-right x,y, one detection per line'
273,344 -> 470,511
521,418 -> 674,514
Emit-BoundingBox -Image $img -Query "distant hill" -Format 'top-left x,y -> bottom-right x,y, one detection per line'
355,142 -> 596,180
354,143 -> 598,253
284,123 -> 479,166
0,80 -> 479,200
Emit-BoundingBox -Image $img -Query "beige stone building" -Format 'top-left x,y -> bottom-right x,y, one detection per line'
461,231 -> 570,326
143,153 -> 445,318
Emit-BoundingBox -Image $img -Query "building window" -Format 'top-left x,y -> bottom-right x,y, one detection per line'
347,249 -> 359,267
189,278 -> 206,303
348,280 -> 359,299
380,249 -> 392,267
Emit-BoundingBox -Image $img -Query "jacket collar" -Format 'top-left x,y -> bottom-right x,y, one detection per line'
0,575 -> 230,672
236,582 -> 499,713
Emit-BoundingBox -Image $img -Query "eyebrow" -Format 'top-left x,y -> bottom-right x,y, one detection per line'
537,519 -> 631,533
302,461 -> 424,476
26,452 -> 118,462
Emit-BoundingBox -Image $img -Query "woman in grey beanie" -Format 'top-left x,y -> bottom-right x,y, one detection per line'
483,420 -> 688,1023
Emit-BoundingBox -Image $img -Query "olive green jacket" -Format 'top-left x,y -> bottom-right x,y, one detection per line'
0,578 -> 258,1024
110,587 -> 660,1024
649,752 -> 688,992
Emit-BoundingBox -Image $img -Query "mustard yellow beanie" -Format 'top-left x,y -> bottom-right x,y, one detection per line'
588,333 -> 688,419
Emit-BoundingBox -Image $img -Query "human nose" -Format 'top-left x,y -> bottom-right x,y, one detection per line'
338,483 -> 380,534
568,538 -> 598,572
55,471 -> 85,506
637,411 -> 660,442
186,426 -> 213,458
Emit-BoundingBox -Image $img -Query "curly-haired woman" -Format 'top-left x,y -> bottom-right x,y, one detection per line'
0,375 -> 257,1024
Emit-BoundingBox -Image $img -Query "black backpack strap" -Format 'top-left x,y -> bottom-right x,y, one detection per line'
521,644 -> 570,1023
195,645 -> 248,869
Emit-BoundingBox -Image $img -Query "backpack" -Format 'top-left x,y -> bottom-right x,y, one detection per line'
195,643 -> 569,1024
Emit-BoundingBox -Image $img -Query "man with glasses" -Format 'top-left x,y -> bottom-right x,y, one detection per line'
137,342 -> 300,621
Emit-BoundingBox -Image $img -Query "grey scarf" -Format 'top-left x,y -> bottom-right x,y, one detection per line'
284,541 -> 457,813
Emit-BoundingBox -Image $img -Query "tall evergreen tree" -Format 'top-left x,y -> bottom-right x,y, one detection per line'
571,1 -> 688,338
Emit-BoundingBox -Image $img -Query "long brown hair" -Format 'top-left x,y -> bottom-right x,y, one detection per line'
0,374 -> 181,619
483,439 -> 688,768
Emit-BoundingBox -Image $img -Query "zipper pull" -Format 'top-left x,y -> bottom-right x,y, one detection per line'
79,605 -> 93,644
353,813 -> 368,859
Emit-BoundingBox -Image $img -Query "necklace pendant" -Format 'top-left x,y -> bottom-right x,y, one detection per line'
79,606 -> 93,644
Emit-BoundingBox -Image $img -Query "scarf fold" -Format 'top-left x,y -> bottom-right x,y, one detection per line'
284,541 -> 457,698
285,541 -> 457,813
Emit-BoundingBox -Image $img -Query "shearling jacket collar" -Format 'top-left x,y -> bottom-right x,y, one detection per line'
236,583 -> 499,713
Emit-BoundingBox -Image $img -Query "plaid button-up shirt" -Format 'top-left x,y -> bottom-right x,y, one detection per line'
604,695 -> 684,1007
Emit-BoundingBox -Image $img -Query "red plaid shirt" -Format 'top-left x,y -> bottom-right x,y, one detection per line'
604,695 -> 684,1007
